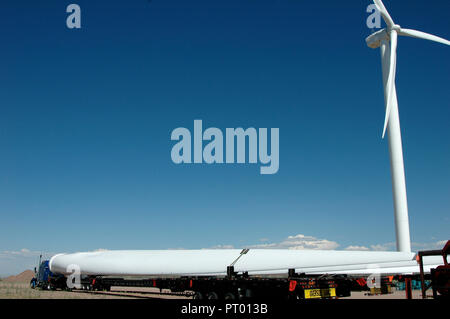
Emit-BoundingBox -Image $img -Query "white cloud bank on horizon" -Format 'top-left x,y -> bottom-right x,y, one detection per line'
206,234 -> 448,253
0,249 -> 47,278
246,234 -> 340,250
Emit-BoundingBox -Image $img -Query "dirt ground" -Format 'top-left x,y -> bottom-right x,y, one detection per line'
0,281 -> 433,299
0,280 -> 195,299
0,269 -> 191,299
0,282 -> 138,299
342,289 -> 433,299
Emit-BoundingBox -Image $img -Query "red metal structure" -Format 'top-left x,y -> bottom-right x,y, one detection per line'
418,240 -> 450,299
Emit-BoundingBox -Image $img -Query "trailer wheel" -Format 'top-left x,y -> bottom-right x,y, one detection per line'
193,291 -> 204,300
224,292 -> 236,300
206,291 -> 219,300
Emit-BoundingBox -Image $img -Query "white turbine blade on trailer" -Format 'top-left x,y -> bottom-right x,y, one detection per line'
49,249 -> 443,276
398,28 -> 450,46
373,0 -> 395,28
382,30 -> 398,139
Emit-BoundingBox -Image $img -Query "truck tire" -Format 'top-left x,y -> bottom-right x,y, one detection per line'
224,292 -> 236,300
193,291 -> 204,299
206,291 -> 219,300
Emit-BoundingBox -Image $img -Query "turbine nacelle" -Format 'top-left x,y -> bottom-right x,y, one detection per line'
366,25 -> 401,49
366,29 -> 388,49
367,1 -> 449,138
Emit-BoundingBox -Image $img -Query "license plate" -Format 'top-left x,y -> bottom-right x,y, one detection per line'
304,288 -> 336,299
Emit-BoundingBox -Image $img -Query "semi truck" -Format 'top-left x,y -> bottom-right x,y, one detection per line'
30,260 -> 352,299
30,257 -> 66,290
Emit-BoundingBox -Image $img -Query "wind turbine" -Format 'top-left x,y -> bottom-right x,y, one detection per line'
366,0 -> 450,252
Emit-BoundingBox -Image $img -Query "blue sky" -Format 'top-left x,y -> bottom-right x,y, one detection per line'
0,0 -> 449,276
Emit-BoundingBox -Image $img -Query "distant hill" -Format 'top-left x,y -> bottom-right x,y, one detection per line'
3,270 -> 35,283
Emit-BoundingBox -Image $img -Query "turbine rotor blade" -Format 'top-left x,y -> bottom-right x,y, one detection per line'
382,30 -> 398,139
373,0 -> 395,28
398,28 -> 450,46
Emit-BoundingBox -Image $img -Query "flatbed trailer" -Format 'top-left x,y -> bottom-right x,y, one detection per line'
83,267 -> 352,300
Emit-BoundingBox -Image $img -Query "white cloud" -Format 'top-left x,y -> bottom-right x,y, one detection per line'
366,240 -> 448,252
369,242 -> 396,251
0,249 -> 50,277
0,248 -> 42,258
209,236 -> 447,253
344,245 -> 370,251
247,234 -> 340,250
208,245 -> 235,249
437,240 -> 448,247
411,240 -> 448,251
